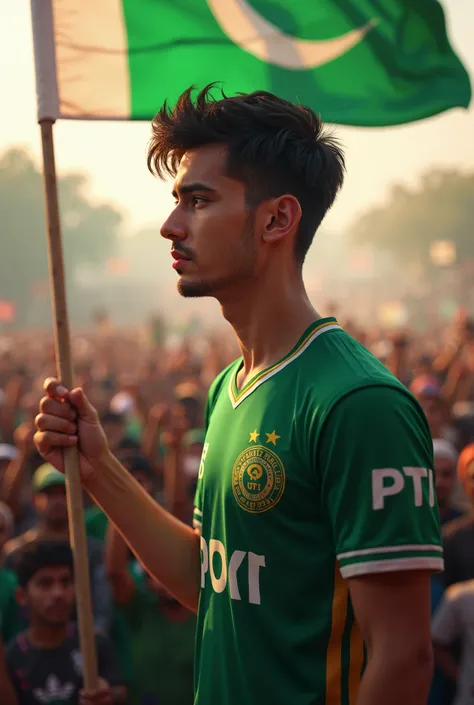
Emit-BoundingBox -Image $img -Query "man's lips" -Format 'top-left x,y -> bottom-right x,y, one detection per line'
171,250 -> 192,270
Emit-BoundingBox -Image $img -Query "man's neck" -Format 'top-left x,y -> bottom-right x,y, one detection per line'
219,273 -> 320,387
27,622 -> 68,649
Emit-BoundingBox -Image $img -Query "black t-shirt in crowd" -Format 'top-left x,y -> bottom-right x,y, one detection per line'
6,626 -> 122,705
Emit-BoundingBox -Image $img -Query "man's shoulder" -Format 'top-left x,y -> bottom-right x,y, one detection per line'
301,326 -> 410,406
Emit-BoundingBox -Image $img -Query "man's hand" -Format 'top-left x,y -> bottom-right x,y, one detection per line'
34,378 -> 109,481
79,679 -> 113,705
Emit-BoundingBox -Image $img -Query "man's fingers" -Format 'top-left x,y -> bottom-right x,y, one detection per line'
44,377 -> 69,399
39,396 -> 77,420
35,413 -> 77,435
34,430 -> 77,453
68,388 -> 98,420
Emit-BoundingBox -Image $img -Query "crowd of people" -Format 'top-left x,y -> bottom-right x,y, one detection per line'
0,305 -> 473,705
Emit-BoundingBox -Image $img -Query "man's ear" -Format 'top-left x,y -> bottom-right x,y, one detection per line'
261,195 -> 302,246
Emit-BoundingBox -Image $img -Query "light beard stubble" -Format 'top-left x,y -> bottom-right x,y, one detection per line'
177,212 -> 257,299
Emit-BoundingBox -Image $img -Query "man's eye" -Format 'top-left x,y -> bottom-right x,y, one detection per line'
191,196 -> 206,207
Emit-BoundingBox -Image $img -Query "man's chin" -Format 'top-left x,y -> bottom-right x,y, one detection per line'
177,277 -> 215,299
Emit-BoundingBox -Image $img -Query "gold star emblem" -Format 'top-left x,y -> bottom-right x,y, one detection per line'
249,429 -> 260,443
266,430 -> 280,446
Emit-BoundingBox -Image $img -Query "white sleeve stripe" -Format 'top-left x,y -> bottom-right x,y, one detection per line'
193,508 -> 203,517
193,519 -> 202,529
340,557 -> 444,578
337,544 -> 443,560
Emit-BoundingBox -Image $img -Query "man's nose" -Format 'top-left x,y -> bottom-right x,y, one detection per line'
160,212 -> 186,241
51,582 -> 67,599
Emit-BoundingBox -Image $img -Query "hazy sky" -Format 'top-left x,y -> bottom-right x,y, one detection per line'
1,0 -> 473,238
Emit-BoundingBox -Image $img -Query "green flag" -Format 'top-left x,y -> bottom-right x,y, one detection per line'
36,0 -> 471,125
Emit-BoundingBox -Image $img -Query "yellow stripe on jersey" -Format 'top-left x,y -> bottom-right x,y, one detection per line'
326,566 -> 348,705
230,319 -> 340,404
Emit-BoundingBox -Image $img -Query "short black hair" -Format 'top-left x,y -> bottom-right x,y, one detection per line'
148,84 -> 345,263
15,540 -> 74,588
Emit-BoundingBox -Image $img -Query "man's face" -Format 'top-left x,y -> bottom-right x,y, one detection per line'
34,485 -> 68,525
160,145 -> 258,299
18,566 -> 74,625
434,457 -> 456,506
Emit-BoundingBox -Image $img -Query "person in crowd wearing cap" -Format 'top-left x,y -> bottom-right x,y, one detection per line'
3,465 -> 112,633
2,540 -> 127,705
433,440 -> 464,526
0,502 -> 22,644
106,454 -> 195,705
443,445 -> 474,589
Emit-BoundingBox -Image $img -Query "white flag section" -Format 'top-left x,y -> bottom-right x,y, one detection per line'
30,0 -> 130,120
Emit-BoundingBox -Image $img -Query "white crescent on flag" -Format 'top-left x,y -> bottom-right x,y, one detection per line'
206,0 -> 377,70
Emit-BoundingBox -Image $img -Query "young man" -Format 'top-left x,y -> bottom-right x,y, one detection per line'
3,540 -> 127,705
3,464 -> 111,633
34,87 -> 442,705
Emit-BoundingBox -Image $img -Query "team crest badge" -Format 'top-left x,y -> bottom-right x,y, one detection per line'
232,444 -> 285,513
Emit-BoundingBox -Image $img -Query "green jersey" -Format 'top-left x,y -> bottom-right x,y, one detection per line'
193,318 -> 442,705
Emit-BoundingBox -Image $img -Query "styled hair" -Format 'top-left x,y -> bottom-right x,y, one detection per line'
15,540 -> 74,588
148,85 -> 345,263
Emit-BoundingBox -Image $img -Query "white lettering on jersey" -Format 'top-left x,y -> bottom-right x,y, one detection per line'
198,442 -> 209,480
209,539 -> 227,593
200,537 -> 265,605
372,467 -> 435,510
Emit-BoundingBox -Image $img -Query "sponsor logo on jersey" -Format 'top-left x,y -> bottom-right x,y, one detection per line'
232,445 -> 285,513
200,537 -> 265,605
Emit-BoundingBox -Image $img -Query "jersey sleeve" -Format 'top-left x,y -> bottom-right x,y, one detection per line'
318,385 -> 443,578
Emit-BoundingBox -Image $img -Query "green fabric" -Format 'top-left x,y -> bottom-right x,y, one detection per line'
85,506 -> 109,542
121,0 -> 470,126
118,563 -> 196,705
0,569 -> 23,643
193,317 -> 442,705
110,609 -> 134,686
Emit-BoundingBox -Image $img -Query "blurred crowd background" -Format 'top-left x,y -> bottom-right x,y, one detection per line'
1,303 -> 474,703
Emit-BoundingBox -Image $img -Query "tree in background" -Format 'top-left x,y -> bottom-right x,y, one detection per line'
350,169 -> 474,270
0,148 -> 122,326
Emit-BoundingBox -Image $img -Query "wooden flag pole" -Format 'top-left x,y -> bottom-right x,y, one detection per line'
39,119 -> 98,688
